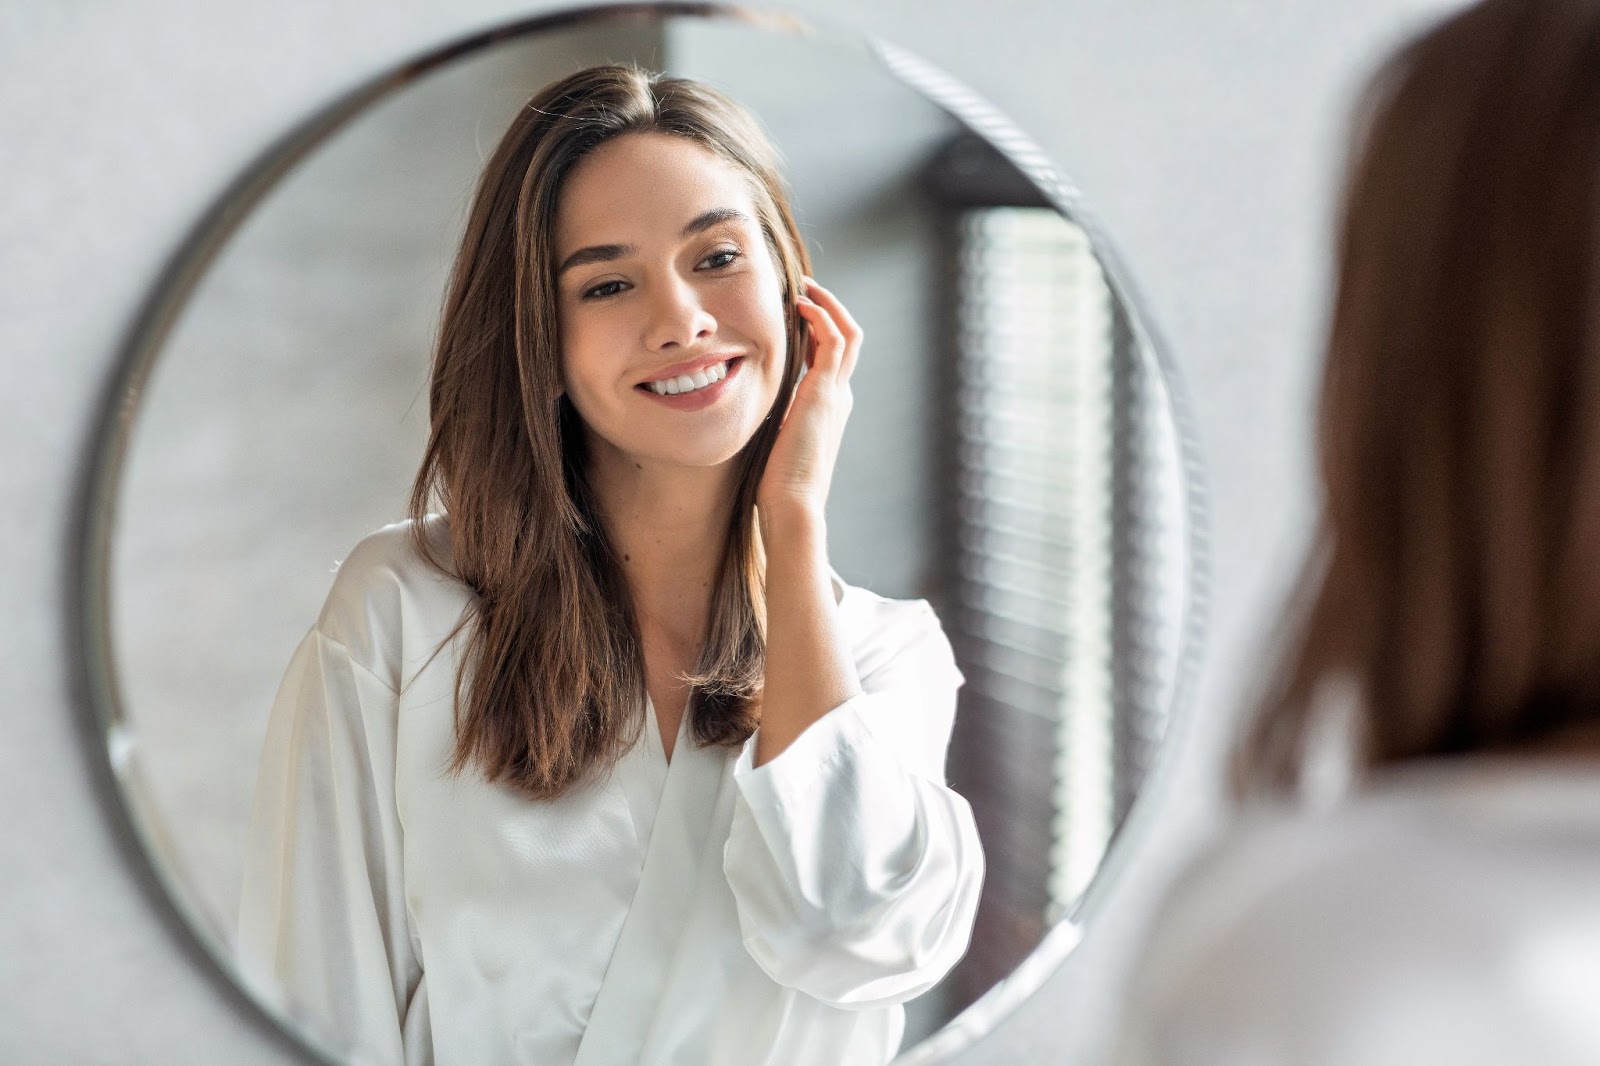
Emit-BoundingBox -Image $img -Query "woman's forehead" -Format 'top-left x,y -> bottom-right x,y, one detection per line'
555,133 -> 759,249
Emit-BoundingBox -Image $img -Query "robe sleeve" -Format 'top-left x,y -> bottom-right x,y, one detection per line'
723,599 -> 985,1008
236,628 -> 423,1066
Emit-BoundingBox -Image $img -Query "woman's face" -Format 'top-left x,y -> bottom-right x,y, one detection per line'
553,131 -> 789,477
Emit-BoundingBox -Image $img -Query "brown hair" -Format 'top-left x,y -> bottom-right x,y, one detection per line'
1236,0 -> 1600,794
409,65 -> 811,798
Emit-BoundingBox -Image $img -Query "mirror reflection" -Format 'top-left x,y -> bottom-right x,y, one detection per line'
103,8 -> 1193,1064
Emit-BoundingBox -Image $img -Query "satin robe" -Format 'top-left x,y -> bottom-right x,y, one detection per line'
236,519 -> 985,1066
1111,762 -> 1600,1066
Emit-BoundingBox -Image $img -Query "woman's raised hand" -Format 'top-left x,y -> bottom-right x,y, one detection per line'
756,277 -> 861,531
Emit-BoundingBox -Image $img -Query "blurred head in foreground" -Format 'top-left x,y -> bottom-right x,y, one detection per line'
1238,0 -> 1600,794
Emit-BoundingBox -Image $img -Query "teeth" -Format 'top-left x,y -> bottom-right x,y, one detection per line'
648,360 -> 729,396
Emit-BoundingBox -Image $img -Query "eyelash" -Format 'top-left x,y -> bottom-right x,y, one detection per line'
701,247 -> 742,270
582,280 -> 627,300
579,247 -> 744,301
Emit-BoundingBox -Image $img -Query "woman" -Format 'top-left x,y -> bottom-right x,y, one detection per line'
237,66 -> 984,1066
1113,2 -> 1600,1063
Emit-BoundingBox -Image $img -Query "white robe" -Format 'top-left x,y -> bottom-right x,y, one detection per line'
237,518 -> 985,1066
1110,759 -> 1600,1066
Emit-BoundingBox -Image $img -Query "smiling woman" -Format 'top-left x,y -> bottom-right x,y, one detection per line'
91,9 -> 1201,1066
555,133 -> 792,538
234,64 -> 986,1066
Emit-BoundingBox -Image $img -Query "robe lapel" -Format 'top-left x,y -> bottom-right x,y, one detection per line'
573,696 -> 731,1066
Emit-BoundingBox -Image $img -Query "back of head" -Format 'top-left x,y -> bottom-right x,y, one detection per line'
1237,0 -> 1600,795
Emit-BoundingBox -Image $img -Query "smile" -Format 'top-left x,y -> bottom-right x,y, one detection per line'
644,358 -> 731,396
636,357 -> 744,410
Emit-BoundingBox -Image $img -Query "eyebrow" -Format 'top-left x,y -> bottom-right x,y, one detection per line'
557,207 -> 754,276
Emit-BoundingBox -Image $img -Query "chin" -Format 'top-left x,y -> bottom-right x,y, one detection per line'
653,442 -> 751,470
638,418 -> 766,467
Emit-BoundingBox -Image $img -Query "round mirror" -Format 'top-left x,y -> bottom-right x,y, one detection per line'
80,4 -> 1204,1063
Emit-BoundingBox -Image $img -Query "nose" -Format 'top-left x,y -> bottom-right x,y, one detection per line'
645,275 -> 716,351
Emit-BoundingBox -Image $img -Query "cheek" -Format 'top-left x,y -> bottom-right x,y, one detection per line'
556,335 -> 581,398
559,317 -> 619,397
731,268 -> 789,353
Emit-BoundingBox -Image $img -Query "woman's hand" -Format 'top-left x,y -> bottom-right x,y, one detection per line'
756,277 -> 861,533
753,280 -> 864,762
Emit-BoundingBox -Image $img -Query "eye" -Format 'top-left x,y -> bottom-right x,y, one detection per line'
699,247 -> 742,271
581,279 -> 629,301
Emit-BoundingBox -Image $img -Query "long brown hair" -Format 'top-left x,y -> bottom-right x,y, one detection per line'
410,65 -> 811,799
1236,0 -> 1600,795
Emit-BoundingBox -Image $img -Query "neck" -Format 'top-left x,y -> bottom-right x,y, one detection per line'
585,441 -> 742,643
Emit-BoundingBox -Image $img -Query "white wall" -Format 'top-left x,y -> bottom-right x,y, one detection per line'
0,1 -> 1464,1063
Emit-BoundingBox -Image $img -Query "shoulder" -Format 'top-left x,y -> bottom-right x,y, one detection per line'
1119,762 -> 1600,1063
831,569 -> 963,687
1187,760 -> 1600,914
313,515 -> 472,685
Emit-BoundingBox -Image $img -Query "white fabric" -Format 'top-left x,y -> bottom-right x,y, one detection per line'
237,517 -> 984,1066
1111,758 -> 1600,1066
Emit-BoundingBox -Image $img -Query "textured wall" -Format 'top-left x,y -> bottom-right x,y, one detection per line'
0,1 -> 1462,1063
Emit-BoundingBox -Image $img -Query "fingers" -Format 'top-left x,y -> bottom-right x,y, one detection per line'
794,277 -> 862,382
793,297 -> 840,378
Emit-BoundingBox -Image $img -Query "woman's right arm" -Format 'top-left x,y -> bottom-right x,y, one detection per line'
237,627 -> 422,1066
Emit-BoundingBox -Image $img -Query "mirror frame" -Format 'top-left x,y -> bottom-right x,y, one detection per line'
71,4 -> 1210,1063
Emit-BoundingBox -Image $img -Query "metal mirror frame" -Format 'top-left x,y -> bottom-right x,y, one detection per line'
71,4 -> 1210,1063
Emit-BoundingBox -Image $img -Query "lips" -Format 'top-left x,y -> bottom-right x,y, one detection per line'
636,352 -> 744,387
636,355 -> 743,410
